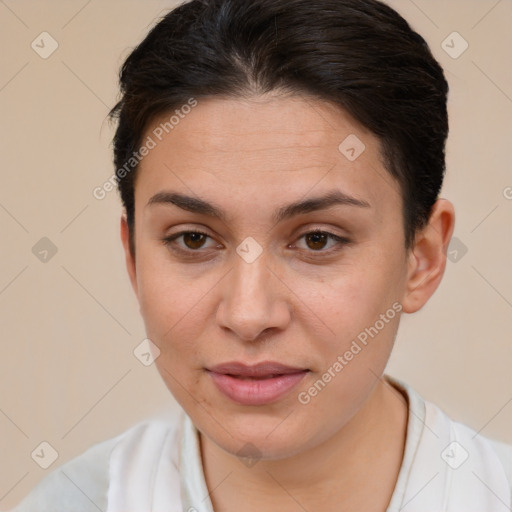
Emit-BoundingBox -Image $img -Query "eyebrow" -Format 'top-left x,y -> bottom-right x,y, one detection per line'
147,190 -> 371,224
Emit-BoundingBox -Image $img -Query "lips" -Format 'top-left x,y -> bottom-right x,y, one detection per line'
206,361 -> 309,405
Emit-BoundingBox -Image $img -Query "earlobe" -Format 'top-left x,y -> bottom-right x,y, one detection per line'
120,214 -> 138,298
402,199 -> 456,314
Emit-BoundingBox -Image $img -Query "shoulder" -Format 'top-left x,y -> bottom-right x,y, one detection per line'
386,374 -> 512,501
450,421 -> 512,503
8,435 -> 117,512
485,436 -> 512,487
438,407 -> 512,489
8,412 -> 183,512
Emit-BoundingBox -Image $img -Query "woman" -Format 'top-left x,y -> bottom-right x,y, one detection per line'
11,0 -> 511,510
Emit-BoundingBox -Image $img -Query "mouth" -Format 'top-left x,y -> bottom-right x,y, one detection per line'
226,374 -> 292,380
206,361 -> 309,405
207,361 -> 308,377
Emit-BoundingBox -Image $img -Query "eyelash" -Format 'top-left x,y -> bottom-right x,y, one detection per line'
161,229 -> 351,258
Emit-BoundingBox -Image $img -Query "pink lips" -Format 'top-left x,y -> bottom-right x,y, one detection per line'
206,361 -> 309,406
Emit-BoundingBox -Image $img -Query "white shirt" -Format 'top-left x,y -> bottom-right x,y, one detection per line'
10,375 -> 512,511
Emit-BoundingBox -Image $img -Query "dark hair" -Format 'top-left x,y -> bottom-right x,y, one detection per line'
109,0 -> 449,255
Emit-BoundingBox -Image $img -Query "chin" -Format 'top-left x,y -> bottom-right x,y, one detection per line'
198,409 -> 320,461
214,430 -> 307,461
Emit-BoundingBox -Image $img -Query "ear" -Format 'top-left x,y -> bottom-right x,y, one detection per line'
120,213 -> 138,298
401,198 -> 456,314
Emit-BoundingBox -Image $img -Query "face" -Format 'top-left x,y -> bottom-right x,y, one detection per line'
122,93 -> 415,460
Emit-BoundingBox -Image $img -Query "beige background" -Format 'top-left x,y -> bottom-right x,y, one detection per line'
1,0 -> 511,508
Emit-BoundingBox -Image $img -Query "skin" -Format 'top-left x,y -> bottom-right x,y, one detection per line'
120,92 -> 455,511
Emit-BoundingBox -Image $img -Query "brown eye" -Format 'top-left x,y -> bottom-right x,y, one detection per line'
305,232 -> 329,251
182,232 -> 208,249
162,230 -> 216,255
294,229 -> 351,255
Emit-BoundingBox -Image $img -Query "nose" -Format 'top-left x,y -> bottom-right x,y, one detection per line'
215,250 -> 291,343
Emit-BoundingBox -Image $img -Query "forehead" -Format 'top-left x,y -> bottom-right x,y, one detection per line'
147,93 -> 371,161
136,94 -> 401,221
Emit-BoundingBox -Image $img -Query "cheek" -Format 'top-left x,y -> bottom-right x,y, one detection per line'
292,250 -> 405,377
297,256 -> 402,332
135,259 -> 203,352
136,245 -> 197,322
